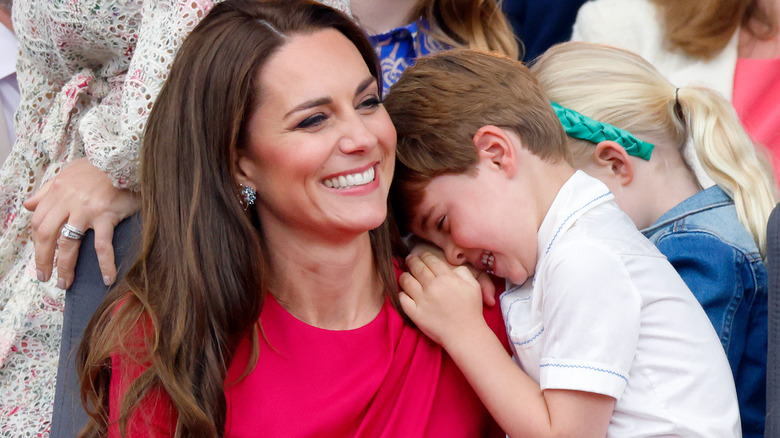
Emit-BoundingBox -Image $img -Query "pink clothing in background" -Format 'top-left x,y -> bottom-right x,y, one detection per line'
733,57 -> 780,186
109,293 -> 508,437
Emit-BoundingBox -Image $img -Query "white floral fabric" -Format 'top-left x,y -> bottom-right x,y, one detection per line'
0,1 -> 221,434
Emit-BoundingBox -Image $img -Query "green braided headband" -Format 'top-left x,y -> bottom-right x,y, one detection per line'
550,101 -> 654,160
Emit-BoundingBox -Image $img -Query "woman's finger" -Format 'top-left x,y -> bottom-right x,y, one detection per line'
92,217 -> 118,286
22,179 -> 53,212
31,205 -> 70,282
54,222 -> 86,289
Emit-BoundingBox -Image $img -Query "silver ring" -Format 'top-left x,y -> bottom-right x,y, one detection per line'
60,223 -> 85,240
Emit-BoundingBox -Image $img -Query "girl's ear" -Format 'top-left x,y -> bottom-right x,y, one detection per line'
593,140 -> 634,186
472,125 -> 517,177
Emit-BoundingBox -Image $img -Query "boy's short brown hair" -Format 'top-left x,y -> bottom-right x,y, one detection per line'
384,48 -> 570,232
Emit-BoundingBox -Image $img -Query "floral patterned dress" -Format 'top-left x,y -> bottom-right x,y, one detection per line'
0,0 -> 349,435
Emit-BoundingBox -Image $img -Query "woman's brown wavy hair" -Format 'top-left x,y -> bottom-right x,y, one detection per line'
650,0 -> 777,59
77,1 -> 403,436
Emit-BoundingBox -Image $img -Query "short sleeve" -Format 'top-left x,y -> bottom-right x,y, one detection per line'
538,241 -> 642,399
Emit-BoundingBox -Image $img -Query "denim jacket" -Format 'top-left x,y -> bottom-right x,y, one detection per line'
642,186 -> 767,438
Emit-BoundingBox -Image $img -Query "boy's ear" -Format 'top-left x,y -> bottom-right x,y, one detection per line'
472,125 -> 516,177
593,140 -> 634,186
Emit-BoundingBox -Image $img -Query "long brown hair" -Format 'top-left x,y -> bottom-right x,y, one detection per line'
650,0 -> 777,59
77,1 -> 402,436
415,0 -> 521,59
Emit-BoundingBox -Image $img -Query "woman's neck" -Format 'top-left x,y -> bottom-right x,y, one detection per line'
350,0 -> 419,35
263,229 -> 385,330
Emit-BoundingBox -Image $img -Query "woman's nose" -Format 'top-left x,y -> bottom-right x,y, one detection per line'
338,113 -> 377,154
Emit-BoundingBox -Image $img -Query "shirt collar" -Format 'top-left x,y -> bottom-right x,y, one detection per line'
0,25 -> 16,79
536,170 -> 614,263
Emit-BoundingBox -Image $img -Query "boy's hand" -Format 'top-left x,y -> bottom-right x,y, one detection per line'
399,252 -> 487,348
408,241 -> 496,307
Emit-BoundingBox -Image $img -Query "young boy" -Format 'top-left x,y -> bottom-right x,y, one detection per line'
384,49 -> 741,437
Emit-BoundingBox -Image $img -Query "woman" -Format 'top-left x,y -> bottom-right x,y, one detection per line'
77,0 -> 507,436
2,0 -> 349,434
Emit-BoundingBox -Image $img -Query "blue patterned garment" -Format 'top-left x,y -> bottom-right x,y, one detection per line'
369,20 -> 448,92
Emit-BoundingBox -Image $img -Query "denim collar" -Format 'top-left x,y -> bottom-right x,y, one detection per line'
641,186 -> 732,236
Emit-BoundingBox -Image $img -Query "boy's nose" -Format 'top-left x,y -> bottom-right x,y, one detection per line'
444,242 -> 467,266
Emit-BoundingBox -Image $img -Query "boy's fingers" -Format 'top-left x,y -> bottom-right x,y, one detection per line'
398,292 -> 417,316
453,265 -> 480,287
398,272 -> 422,298
477,273 -> 497,307
418,252 -> 456,276
406,254 -> 435,284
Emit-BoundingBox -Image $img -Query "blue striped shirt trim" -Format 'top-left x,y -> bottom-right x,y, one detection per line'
540,363 -> 628,383
544,192 -> 611,256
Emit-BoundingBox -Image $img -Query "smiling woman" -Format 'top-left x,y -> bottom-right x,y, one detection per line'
76,1 -> 508,437
238,30 -> 396,246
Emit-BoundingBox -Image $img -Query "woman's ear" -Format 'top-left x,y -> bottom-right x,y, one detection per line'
593,140 -> 634,186
472,125 -> 517,177
234,150 -> 257,189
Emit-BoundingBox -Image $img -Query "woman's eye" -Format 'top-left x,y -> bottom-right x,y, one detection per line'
358,96 -> 381,110
296,114 -> 327,129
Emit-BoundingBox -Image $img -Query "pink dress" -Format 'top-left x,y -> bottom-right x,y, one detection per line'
732,57 -> 780,185
109,294 -> 508,437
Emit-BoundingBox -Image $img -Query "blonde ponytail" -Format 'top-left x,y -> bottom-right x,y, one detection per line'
678,86 -> 778,255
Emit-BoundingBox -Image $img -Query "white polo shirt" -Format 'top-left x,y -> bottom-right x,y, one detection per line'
500,171 -> 741,437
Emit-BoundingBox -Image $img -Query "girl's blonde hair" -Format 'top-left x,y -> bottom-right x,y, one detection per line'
414,0 -> 520,59
531,41 -> 778,255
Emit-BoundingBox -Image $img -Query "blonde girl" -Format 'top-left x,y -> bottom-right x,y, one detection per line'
531,40 -> 777,437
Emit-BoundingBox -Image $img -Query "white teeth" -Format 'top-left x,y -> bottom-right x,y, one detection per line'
481,250 -> 495,269
324,167 -> 375,190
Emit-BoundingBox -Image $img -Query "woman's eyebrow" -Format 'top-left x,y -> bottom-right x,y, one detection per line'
284,97 -> 332,119
355,76 -> 375,95
282,77 -> 374,119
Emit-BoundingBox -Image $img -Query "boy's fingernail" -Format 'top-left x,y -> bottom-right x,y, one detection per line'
56,278 -> 66,290
103,275 -> 112,286
36,270 -> 45,282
